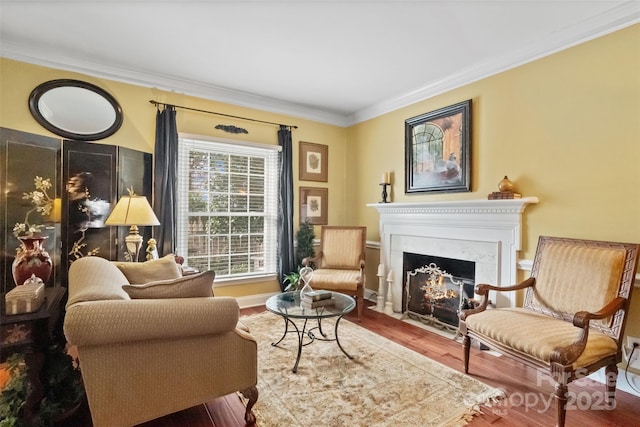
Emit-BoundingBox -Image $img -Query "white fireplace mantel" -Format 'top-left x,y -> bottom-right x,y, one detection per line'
367,197 -> 539,311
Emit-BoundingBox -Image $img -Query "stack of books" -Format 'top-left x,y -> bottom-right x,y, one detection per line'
301,290 -> 335,309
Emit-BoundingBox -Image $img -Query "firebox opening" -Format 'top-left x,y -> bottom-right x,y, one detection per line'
402,252 -> 475,331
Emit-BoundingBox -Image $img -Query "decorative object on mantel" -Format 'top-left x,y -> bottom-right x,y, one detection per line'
215,124 -> 248,134
379,171 -> 390,203
488,175 -> 522,199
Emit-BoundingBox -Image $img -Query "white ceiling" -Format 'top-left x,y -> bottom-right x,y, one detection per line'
1,1 -> 638,127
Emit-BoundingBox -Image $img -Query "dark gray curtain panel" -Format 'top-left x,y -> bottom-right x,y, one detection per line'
153,105 -> 178,257
278,125 -> 295,289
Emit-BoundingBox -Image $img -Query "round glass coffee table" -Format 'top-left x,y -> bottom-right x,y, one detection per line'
265,291 -> 355,373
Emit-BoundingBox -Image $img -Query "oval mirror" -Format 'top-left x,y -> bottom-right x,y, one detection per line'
29,79 -> 123,141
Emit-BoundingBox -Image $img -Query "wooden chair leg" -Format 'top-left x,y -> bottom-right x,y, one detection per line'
555,383 -> 568,427
605,364 -> 618,410
356,293 -> 363,321
240,386 -> 258,426
463,335 -> 471,373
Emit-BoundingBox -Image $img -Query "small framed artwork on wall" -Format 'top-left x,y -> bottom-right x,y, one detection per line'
299,141 -> 328,182
299,187 -> 328,225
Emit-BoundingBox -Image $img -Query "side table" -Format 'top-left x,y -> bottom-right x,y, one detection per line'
1,286 -> 66,425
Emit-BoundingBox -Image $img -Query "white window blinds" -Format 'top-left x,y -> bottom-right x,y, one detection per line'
177,135 -> 280,281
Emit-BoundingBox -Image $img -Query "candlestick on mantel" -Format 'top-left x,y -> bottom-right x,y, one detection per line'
380,183 -> 389,203
379,172 -> 391,203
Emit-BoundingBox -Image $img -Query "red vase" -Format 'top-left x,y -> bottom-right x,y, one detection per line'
12,236 -> 52,286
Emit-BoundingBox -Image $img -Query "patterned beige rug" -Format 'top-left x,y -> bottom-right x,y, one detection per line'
240,312 -> 503,427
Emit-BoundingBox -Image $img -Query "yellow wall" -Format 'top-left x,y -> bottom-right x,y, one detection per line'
0,57 -> 348,297
2,25 -> 639,335
349,24 -> 640,338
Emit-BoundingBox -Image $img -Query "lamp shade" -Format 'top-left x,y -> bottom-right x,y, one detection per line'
105,195 -> 160,226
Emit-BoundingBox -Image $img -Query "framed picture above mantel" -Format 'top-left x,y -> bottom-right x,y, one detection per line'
405,100 -> 471,194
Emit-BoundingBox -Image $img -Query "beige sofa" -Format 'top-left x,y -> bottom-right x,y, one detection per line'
64,255 -> 258,427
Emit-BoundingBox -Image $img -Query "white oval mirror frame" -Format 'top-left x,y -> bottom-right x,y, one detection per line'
29,79 -> 123,141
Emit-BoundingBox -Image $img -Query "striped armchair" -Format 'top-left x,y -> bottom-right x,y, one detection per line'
460,236 -> 639,427
303,226 -> 366,320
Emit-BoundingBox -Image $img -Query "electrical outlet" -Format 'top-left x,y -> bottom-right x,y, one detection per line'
625,336 -> 640,367
627,336 -> 640,351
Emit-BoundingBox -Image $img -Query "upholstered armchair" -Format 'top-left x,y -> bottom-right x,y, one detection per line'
459,236 -> 639,427
303,226 -> 366,320
64,255 -> 258,427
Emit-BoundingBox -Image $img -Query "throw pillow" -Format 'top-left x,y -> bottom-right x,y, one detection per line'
122,270 -> 216,299
114,254 -> 182,284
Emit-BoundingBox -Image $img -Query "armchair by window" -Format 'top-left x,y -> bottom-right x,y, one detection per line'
303,226 -> 366,320
460,236 -> 639,427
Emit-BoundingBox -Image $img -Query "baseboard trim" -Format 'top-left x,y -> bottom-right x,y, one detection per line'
236,291 -> 279,309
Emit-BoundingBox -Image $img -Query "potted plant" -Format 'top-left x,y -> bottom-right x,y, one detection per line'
295,220 -> 315,268
283,270 -> 302,292
282,221 -> 316,293
0,344 -> 84,427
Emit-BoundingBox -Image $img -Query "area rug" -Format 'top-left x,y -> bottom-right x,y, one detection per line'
239,312 -> 504,427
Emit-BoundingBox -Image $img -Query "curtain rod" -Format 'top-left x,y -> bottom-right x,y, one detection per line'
149,100 -> 298,129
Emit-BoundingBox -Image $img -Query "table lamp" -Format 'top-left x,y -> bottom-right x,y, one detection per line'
105,191 -> 160,262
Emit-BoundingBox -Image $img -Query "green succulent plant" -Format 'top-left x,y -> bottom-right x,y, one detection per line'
283,270 -> 302,291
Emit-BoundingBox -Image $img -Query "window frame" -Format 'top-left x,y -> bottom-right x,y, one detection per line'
176,133 -> 281,286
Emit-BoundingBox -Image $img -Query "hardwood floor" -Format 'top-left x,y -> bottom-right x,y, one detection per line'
66,302 -> 640,427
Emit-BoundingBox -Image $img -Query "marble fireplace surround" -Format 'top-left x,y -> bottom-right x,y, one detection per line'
368,198 -> 539,312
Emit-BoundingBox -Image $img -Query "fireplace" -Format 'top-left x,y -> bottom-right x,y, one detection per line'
368,198 -> 538,313
403,253 -> 475,330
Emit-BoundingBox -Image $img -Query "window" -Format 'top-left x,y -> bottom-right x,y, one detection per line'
177,135 -> 280,282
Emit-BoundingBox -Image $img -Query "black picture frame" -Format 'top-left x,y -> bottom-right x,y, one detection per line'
405,100 -> 471,194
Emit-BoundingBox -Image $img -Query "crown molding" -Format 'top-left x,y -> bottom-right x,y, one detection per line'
345,2 -> 640,126
2,2 -> 637,129
1,44 -> 350,127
